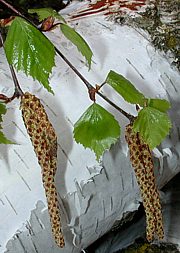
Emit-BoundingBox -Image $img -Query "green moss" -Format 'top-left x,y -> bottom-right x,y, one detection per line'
167,36 -> 177,49
117,238 -> 179,253
112,1 -> 180,70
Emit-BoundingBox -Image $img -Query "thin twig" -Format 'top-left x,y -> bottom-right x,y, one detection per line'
56,47 -> 134,121
55,50 -> 134,121
0,94 -> 9,102
0,0 -> 135,121
0,0 -> 26,18
0,0 -> 39,25
55,47 -> 92,90
97,91 -> 135,122
9,65 -> 24,96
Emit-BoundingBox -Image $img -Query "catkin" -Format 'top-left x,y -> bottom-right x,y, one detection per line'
20,92 -> 65,248
125,124 -> 164,241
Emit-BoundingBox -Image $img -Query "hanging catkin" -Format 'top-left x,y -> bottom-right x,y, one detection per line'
125,124 -> 164,241
20,92 -> 65,248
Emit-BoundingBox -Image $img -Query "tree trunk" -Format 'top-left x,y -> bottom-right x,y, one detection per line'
0,1 -> 180,252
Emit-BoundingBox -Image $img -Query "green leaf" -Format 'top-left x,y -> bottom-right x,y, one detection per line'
147,98 -> 171,112
60,23 -> 93,69
4,17 -> 55,93
28,8 -> 66,23
73,103 -> 121,160
106,70 -> 146,106
133,107 -> 172,149
0,103 -> 6,122
0,103 -> 13,144
0,131 -> 13,144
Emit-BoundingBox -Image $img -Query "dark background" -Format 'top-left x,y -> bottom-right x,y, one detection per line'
0,0 -> 67,19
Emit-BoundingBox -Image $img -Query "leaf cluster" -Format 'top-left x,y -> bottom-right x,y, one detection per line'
0,7 -> 172,160
106,70 -> 171,149
74,70 -> 171,159
4,8 -> 93,94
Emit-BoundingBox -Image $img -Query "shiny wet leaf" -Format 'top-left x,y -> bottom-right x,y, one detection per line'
60,23 -> 93,69
147,98 -> 171,112
106,70 -> 146,106
73,103 -> 120,160
4,17 -> 55,93
133,107 -> 172,149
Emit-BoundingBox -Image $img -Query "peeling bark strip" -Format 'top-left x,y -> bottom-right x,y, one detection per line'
20,92 -> 65,248
71,0 -> 146,19
125,124 -> 164,241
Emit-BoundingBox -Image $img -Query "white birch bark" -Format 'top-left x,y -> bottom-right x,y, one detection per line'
0,2 -> 179,252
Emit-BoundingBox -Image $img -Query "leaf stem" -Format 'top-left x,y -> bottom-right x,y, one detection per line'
0,0 -> 135,121
98,81 -> 106,90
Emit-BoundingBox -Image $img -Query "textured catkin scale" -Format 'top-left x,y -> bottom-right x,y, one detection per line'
20,92 -> 65,248
125,124 -> 164,241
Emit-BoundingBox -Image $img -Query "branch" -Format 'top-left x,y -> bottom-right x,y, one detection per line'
97,91 -> 135,122
0,0 -> 28,20
0,0 -> 39,25
55,47 -> 92,90
9,64 -> 24,97
0,0 -> 135,121
50,48 -> 134,121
